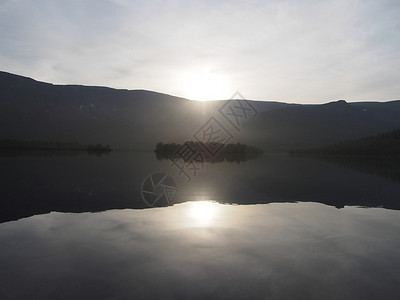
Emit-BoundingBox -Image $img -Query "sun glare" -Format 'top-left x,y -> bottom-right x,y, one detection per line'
188,201 -> 219,226
179,70 -> 231,101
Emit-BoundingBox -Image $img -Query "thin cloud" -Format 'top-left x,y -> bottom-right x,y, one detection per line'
1,0 -> 399,102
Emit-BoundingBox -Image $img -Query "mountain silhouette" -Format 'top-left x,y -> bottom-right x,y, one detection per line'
240,99 -> 400,150
1,71 -> 399,150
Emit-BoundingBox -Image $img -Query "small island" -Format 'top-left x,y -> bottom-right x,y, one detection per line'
155,141 -> 263,163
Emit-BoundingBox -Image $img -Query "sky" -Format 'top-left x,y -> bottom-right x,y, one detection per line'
1,0 -> 400,103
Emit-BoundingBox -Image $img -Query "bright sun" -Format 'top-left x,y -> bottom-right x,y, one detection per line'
179,70 -> 231,101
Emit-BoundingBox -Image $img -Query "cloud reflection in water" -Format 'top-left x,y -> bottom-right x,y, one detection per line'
0,202 -> 399,299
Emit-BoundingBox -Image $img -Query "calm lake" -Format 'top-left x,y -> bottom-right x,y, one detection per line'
0,151 -> 399,299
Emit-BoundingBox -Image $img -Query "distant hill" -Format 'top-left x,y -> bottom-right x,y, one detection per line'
0,71 -> 287,150
1,71 -> 400,150
240,99 -> 400,150
292,129 -> 400,156
0,139 -> 112,154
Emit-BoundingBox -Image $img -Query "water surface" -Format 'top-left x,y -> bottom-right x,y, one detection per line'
0,202 -> 399,299
0,151 -> 399,299
1,151 -> 400,223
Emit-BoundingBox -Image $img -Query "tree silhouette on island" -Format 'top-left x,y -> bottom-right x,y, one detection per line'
155,141 -> 263,163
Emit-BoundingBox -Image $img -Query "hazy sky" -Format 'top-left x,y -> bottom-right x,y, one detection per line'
1,0 -> 399,103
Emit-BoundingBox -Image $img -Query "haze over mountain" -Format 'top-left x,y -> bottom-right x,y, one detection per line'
1,71 -> 399,151
241,99 -> 400,150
